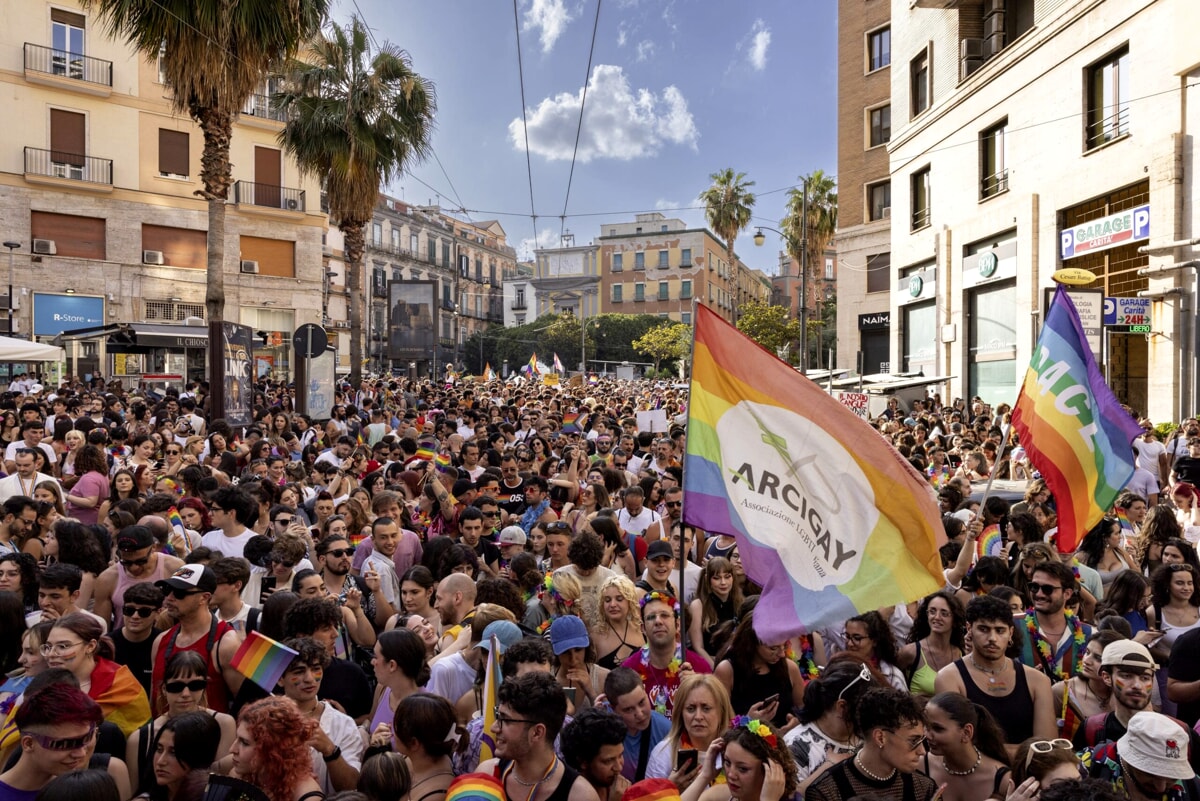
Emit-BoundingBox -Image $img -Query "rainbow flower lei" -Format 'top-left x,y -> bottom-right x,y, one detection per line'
793,636 -> 820,680
731,715 -> 778,748
639,590 -> 680,613
542,574 -> 575,609
1024,608 -> 1086,679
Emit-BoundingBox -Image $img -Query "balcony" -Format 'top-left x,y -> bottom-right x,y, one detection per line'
24,43 -> 112,95
240,93 -> 288,128
232,181 -> 305,215
24,147 -> 113,190
510,299 -> 528,310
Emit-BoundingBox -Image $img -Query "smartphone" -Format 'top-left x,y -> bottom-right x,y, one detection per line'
259,575 -> 277,605
676,749 -> 698,770
564,687 -> 577,705
763,693 -> 780,707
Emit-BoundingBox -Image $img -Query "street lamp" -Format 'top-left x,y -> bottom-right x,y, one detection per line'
753,220 -> 810,375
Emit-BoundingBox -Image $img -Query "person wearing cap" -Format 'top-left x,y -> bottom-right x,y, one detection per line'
637,541 -> 679,600
1085,711 -> 1200,801
149,565 -> 244,715
550,615 -> 610,714
92,524 -> 184,630
427,606 -> 519,708
498,525 -> 527,573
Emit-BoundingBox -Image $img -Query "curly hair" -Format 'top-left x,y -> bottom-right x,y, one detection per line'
475,577 -> 526,622
560,707 -> 626,770
846,610 -> 898,665
50,520 -> 108,576
1136,505 -> 1182,572
907,590 -> 966,651
237,696 -> 318,801
1151,563 -> 1200,609
593,575 -> 640,636
0,551 -> 38,608
720,721 -> 799,800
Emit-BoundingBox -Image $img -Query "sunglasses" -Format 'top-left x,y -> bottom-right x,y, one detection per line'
274,517 -> 295,526
1027,581 -> 1063,596
167,588 -> 202,600
165,449 -> 181,455
838,663 -> 872,702
119,555 -> 151,568
267,557 -> 297,569
1025,739 -> 1074,769
325,547 -> 356,558
28,726 -> 96,751
665,501 -> 682,508
164,679 -> 208,694
124,605 -> 159,619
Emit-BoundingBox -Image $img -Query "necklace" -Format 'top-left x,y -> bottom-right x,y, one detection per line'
942,747 -> 981,776
968,654 -> 1005,684
504,755 -> 558,801
411,771 -> 454,789
854,752 -> 896,783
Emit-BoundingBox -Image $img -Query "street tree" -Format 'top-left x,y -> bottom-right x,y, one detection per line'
633,323 -> 691,374
276,17 -> 435,386
736,301 -> 802,356
700,168 -> 756,268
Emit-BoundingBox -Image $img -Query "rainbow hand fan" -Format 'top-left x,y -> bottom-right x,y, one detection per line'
230,631 -> 298,692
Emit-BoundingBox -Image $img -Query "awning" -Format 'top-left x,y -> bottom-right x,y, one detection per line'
0,335 -> 65,362
54,323 -> 208,353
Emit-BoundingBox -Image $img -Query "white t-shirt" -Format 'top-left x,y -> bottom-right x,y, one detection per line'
200,528 -> 256,560
426,652 -> 477,705
1134,437 -> 1166,476
618,506 -> 660,537
4,440 -> 57,466
310,702 -> 364,795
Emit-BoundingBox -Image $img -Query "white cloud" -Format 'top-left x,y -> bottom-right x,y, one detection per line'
518,227 -> 560,261
617,23 -> 628,47
635,40 -> 655,62
523,0 -> 577,54
654,198 -> 680,210
509,64 -> 699,162
741,19 -> 771,71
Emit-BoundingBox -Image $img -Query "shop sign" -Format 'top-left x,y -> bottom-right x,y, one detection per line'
32,293 -> 104,336
1103,296 -> 1152,334
1060,204 -> 1149,260
895,268 -> 936,306
858,312 -> 891,331
963,241 -> 1017,288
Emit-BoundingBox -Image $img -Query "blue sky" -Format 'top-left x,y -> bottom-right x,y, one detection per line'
329,0 -> 837,274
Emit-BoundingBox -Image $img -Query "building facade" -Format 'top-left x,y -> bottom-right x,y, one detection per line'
503,262 -> 538,328
772,247 -> 839,367
835,0 -> 894,376
0,0 -> 327,385
875,0 -> 1198,420
529,236 -> 601,323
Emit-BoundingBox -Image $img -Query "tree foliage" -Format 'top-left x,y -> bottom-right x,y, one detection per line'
736,301 -> 802,356
699,168 -> 756,267
633,323 -> 691,372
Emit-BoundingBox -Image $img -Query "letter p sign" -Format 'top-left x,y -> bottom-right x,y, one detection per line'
1060,230 -> 1076,260
1133,204 -> 1150,241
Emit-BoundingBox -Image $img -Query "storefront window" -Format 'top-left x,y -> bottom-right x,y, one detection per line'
902,301 -> 935,375
240,307 -> 295,382
968,281 -> 1017,406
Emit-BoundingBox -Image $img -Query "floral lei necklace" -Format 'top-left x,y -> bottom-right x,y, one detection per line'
790,638 -> 820,680
1024,608 -> 1085,679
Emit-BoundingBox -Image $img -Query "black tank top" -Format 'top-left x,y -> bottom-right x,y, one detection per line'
953,658 -> 1035,744
495,760 -> 581,801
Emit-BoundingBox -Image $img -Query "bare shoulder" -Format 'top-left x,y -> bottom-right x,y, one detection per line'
568,773 -> 601,801
1024,664 -> 1052,691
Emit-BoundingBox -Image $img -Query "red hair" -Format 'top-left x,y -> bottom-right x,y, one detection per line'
1174,482 -> 1200,505
15,683 -> 103,730
237,696 -> 317,801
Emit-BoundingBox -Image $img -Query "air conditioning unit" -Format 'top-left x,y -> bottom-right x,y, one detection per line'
143,250 -> 165,265
286,198 -> 299,210
32,239 -> 56,255
240,260 -> 260,274
881,206 -> 892,218
333,320 -> 350,330
961,38 -> 985,59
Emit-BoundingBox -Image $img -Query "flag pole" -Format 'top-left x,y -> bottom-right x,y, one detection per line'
975,422 -> 1013,516
679,297 -> 699,657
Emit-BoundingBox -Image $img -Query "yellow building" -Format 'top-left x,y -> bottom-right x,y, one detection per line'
0,0 -> 326,384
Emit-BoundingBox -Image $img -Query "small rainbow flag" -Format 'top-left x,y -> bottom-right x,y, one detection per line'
552,353 -> 565,375
415,446 -> 436,462
435,453 -> 453,473
977,524 -> 1003,558
682,303 -> 944,641
167,506 -> 190,558
230,630 -> 299,692
447,774 -> 505,801
356,430 -> 365,446
348,530 -> 367,548
1012,286 -> 1141,553
1116,505 -> 1136,544
478,634 -> 502,762
561,412 -> 588,435
528,353 -> 539,376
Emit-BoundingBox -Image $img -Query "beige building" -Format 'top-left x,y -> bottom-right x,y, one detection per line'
0,0 -> 327,385
872,0 -> 1199,420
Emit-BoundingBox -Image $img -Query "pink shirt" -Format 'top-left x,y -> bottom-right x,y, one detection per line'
68,470 -> 109,525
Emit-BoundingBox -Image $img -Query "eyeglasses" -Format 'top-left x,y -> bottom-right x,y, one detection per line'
164,678 -> 208,694
124,605 -> 159,619
167,588 -> 202,600
838,663 -> 873,702
40,639 -> 85,656
493,706 -> 538,727
28,726 -> 96,751
118,555 -> 151,568
274,517 -> 295,526
481,511 -> 498,517
324,547 -> 356,558
665,501 -> 682,508
844,632 -> 870,644
1027,582 -> 1063,596
266,556 -> 297,569
165,449 -> 181,455
1025,739 -> 1074,769
546,523 -> 571,532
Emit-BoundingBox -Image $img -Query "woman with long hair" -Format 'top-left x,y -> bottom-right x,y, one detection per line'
1161,537 -> 1200,574
127,650 -> 236,795
1095,570 -> 1152,635
126,435 -> 160,474
45,613 -> 150,737
99,469 -> 140,524
393,613 -> 440,660
1076,516 -> 1136,589
1010,542 -> 1059,602
1147,562 -> 1200,714
897,591 -> 965,700
783,660 -> 872,794
1174,482 -> 1200,528
1009,737 -> 1085,791
688,715 -> 799,801
842,610 -> 907,691
43,520 -> 108,608
138,711 -> 222,801
1136,505 -> 1182,575
176,497 -> 212,537
65,445 -> 110,526
389,566 -> 439,632
227,696 -> 321,801
366,629 -> 431,754
390,693 -> 463,801
585,515 -> 636,580
1048,629 -> 1122,741
592,575 -> 644,670
646,673 -> 733,780
922,692 -> 1012,801
55,429 -> 86,484
0,552 -> 39,617
687,557 -> 742,668
563,482 -> 608,535
715,598 -> 806,727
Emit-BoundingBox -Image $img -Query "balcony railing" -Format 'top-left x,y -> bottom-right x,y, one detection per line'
24,43 -> 112,87
980,169 -> 1009,199
510,299 -> 528,310
911,205 -> 931,230
233,180 -> 305,211
366,240 -> 421,260
243,93 -> 288,123
24,147 -> 112,185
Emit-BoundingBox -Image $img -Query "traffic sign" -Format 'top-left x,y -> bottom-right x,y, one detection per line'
293,324 -> 328,359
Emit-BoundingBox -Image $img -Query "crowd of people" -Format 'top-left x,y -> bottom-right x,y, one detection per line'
0,375 -> 1196,801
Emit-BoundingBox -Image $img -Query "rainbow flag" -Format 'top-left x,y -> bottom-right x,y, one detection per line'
682,304 -> 944,641
230,630 -> 299,692
435,452 -> 453,473
528,353 -> 539,376
1012,286 -> 1140,553
1116,505 -> 1136,543
167,506 -> 191,558
561,412 -> 588,434
553,353 -> 565,375
415,446 -> 436,462
478,634 -> 502,762
977,524 -> 1003,558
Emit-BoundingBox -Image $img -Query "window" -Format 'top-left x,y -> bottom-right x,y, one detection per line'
156,41 -> 167,84
49,108 -> 86,179
157,129 -> 189,177
475,257 -> 483,282
239,235 -> 295,277
681,311 -> 692,325
634,282 -> 645,302
609,228 -> 616,236
427,236 -> 436,264
911,167 -> 931,230
372,222 -> 382,246
658,250 -> 669,268
612,284 -> 623,303
516,288 -> 526,305
1087,46 -> 1130,149
911,50 -> 929,117
868,181 -> 891,221
391,229 -> 400,250
659,281 -> 669,300
142,224 -> 205,269
980,120 -> 1008,199
443,242 -> 451,268
51,9 -> 86,79
868,27 -> 890,72
612,253 -> 623,272
410,233 -> 418,254
32,211 -> 105,260
866,252 -> 890,294
825,257 -> 834,280
681,279 -> 693,299
681,248 -> 692,266
869,105 -> 891,148
635,252 -> 645,270
392,269 -> 401,281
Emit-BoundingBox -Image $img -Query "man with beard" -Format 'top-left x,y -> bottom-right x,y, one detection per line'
317,534 -> 393,629
621,593 -> 710,719
561,707 -> 631,801
935,594 -> 1056,748
1013,560 -> 1093,678
480,671 -> 599,801
434,572 -> 477,648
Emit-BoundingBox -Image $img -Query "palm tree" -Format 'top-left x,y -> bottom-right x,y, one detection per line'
699,168 -> 756,269
782,170 -> 838,275
275,17 -> 435,386
80,0 -> 330,324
